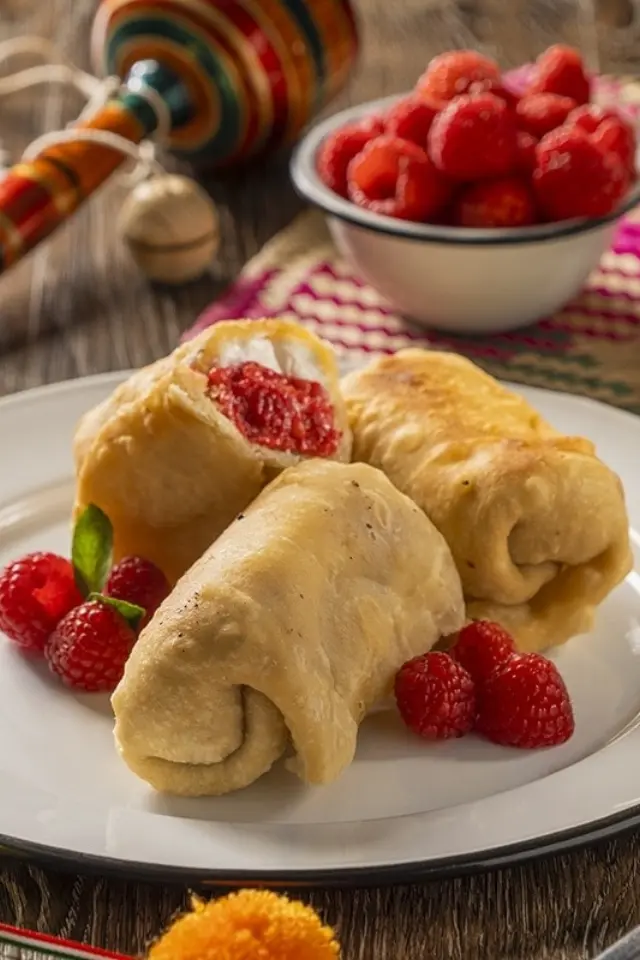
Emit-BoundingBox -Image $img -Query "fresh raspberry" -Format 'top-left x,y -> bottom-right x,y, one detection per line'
416,50 -> 500,103
569,106 -> 637,178
348,135 -> 450,221
358,114 -> 387,136
475,653 -> 575,748
516,93 -> 577,138
430,204 -> 455,226
534,126 -> 628,220
450,620 -> 516,684
594,117 -> 637,180
594,118 -> 637,180
569,103 -> 615,135
105,556 -> 170,629
428,93 -> 518,181
526,44 -> 590,105
468,77 -> 520,110
385,95 -> 441,147
317,122 -> 379,198
394,651 -> 476,740
348,135 -> 426,196
0,552 -> 83,653
516,130 -> 538,174
453,176 -> 537,227
45,600 -> 136,692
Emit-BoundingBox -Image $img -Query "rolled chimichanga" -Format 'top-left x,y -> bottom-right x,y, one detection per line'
111,460 -> 465,797
341,349 -> 632,653
73,318 -> 352,583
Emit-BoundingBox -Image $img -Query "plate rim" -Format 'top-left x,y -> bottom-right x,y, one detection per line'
1,802 -> 640,888
1,370 -> 640,887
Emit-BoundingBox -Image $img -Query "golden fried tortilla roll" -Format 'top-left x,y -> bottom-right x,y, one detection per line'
341,349 -> 632,652
73,318 -> 351,583
111,460 -> 465,797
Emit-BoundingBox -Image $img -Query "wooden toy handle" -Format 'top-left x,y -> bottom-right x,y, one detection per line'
0,59 -> 192,274
0,104 -> 144,272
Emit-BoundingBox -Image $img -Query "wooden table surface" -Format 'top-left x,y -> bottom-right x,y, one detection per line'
1,1 -> 640,958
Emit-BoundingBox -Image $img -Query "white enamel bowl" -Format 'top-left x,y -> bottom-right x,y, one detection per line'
291,95 -> 640,335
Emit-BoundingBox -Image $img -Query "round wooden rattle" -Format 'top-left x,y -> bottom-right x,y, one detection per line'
0,0 -> 359,278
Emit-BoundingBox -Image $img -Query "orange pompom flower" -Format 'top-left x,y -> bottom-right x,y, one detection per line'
148,889 -> 340,960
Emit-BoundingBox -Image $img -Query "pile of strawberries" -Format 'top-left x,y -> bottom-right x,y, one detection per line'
394,620 -> 575,748
317,45 -> 636,227
0,505 -> 170,693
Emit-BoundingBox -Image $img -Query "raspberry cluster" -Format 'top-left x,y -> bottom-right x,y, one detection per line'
317,46 -> 635,227
0,507 -> 170,693
394,620 -> 575,749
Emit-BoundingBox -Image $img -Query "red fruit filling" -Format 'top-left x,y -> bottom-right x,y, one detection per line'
207,361 -> 339,457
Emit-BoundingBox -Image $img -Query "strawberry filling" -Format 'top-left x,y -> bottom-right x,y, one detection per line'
207,361 -> 339,456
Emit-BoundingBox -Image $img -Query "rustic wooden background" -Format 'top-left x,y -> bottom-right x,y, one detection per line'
1,0 -> 640,958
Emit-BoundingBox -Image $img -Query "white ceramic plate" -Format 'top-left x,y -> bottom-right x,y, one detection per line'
1,372 -> 640,886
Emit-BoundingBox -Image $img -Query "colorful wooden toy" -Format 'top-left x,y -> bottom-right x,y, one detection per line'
0,0 -> 358,274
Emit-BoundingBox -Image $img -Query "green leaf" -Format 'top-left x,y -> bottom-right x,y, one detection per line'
89,593 -> 146,632
72,504 -> 113,597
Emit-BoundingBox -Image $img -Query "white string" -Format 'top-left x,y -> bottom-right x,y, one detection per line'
124,79 -> 172,143
22,128 -> 166,186
0,36 -> 67,66
75,75 -> 121,123
0,34 -> 170,184
0,64 -> 100,100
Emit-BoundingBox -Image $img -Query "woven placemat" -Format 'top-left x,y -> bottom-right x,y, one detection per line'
0,924 -> 125,960
185,76 -> 640,413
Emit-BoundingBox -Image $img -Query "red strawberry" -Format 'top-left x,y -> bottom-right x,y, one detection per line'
416,50 -> 500,103
450,620 -> 516,684
526,44 -> 590,105
516,131 -> 538,174
516,93 -> 578,138
394,651 -> 476,740
106,556 -> 170,629
534,126 -> 628,220
453,176 -> 537,227
385,95 -> 441,147
428,93 -> 518,181
0,552 -> 83,653
45,599 -> 136,692
317,122 -> 379,198
475,653 -> 575,748
348,135 -> 450,221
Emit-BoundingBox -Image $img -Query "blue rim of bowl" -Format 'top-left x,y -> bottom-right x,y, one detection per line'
290,94 -> 640,246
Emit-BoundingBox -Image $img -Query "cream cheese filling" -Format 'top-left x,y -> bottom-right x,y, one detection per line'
215,335 -> 327,386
